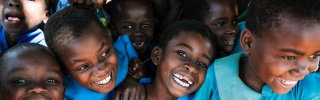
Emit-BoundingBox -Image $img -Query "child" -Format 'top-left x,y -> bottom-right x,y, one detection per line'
194,0 -> 320,99
0,43 -> 64,100
0,0 -> 50,55
107,0 -> 156,79
145,20 -> 217,100
44,5 -> 143,99
183,0 -> 239,58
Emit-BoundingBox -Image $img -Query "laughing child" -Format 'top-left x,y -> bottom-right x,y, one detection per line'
0,0 -> 50,55
44,5 -> 143,99
194,0 -> 320,99
183,0 -> 239,58
0,43 -> 64,100
145,20 -> 217,100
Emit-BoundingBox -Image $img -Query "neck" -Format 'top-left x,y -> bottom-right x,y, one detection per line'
4,31 -> 18,48
146,75 -> 177,100
239,57 -> 265,93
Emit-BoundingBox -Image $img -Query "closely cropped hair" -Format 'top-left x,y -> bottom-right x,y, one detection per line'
183,0 -> 212,21
158,20 -> 217,60
44,5 -> 107,58
246,0 -> 320,36
0,43 -> 48,72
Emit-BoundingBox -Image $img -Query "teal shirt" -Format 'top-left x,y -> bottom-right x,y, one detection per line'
194,53 -> 320,100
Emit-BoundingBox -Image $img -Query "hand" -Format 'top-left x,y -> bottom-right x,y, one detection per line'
67,0 -> 106,9
114,76 -> 146,100
128,58 -> 146,80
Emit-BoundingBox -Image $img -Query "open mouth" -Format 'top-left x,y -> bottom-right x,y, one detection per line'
93,74 -> 112,85
133,41 -> 145,48
4,14 -> 23,23
173,73 -> 193,88
277,77 -> 298,87
222,39 -> 235,45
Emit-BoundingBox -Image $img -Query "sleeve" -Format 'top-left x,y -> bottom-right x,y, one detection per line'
193,63 -> 220,100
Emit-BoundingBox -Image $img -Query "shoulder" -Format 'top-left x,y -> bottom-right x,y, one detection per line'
292,73 -> 320,99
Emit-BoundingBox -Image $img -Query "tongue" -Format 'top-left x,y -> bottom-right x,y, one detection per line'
8,17 -> 20,21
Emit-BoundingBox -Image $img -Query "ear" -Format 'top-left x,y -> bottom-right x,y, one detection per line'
151,46 -> 162,66
240,28 -> 254,55
42,11 -> 50,24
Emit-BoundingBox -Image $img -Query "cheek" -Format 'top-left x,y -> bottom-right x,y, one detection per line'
1,86 -> 26,100
72,72 -> 91,85
48,86 -> 64,99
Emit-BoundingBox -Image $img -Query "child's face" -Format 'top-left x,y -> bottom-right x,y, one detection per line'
203,1 -> 238,53
242,16 -> 320,94
0,0 -> 48,34
0,49 -> 64,100
112,1 -> 153,55
153,32 -> 214,97
60,23 -> 118,93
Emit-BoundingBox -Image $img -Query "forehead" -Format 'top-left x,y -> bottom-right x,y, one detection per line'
205,1 -> 238,18
114,1 -> 152,17
166,32 -> 214,56
257,17 -> 320,53
2,50 -> 60,75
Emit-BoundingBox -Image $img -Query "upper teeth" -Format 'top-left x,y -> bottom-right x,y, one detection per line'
94,75 -> 111,85
173,73 -> 193,88
133,42 -> 144,47
278,78 -> 297,85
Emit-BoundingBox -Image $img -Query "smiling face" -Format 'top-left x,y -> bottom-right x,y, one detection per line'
0,0 -> 48,35
152,31 -> 214,97
111,0 -> 153,56
203,0 -> 239,54
0,48 -> 64,100
60,23 -> 118,93
241,16 -> 320,94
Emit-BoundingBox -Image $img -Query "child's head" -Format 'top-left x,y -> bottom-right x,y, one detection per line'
241,0 -> 320,94
108,0 -> 154,57
0,0 -> 49,34
0,43 -> 64,100
44,5 -> 118,93
151,20 -> 216,97
184,0 -> 239,55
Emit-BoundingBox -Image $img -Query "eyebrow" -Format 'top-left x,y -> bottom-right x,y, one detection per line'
71,42 -> 105,63
176,43 -> 212,61
8,67 -> 28,76
280,48 -> 305,55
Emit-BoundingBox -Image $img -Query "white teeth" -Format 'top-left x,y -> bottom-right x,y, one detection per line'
94,75 -> 111,85
278,78 -> 298,85
133,42 -> 145,47
173,73 -> 193,88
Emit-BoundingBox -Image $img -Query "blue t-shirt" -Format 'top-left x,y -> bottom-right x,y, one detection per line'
194,53 -> 320,100
0,25 -> 46,55
63,35 -> 138,100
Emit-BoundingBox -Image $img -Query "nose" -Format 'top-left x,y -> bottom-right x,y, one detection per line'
8,0 -> 22,9
291,61 -> 315,76
27,83 -> 48,94
92,63 -> 107,77
225,25 -> 239,35
132,26 -> 143,36
184,63 -> 198,73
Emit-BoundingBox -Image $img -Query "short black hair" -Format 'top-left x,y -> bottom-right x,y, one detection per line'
158,20 -> 217,60
44,5 -> 108,58
0,43 -> 50,72
246,0 -> 320,36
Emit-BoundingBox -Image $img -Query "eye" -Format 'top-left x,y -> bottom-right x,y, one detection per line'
122,25 -> 133,29
281,56 -> 296,60
46,79 -> 57,83
142,24 -> 150,28
197,62 -> 208,68
99,49 -> 110,60
77,64 -> 91,71
177,51 -> 187,58
232,20 -> 237,24
215,22 -> 225,27
13,79 -> 28,83
309,55 -> 320,59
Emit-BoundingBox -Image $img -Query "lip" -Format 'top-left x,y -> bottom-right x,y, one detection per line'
171,72 -> 195,89
221,38 -> 236,46
91,72 -> 113,87
276,77 -> 298,88
3,8 -> 24,25
23,94 -> 52,100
